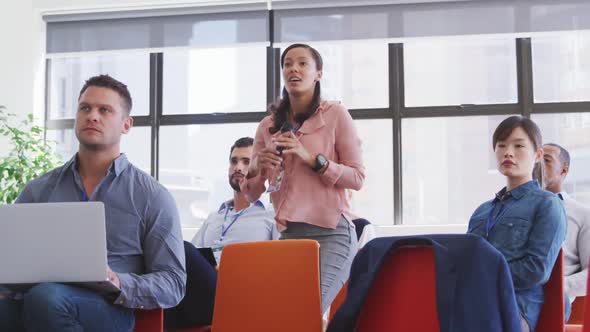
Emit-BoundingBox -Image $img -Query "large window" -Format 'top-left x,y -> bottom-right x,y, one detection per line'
404,38 -> 518,107
402,116 -> 509,224
533,113 -> 590,205
44,6 -> 590,233
48,54 -> 150,119
532,31 -> 590,103
280,42 -> 389,110
163,46 -> 267,114
159,123 -> 262,230
354,120 -> 394,225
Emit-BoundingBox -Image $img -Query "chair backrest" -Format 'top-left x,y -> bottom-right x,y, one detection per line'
535,249 -> 564,332
569,297 -> 586,324
211,240 -> 323,332
585,265 -> 590,332
134,309 -> 163,332
372,224 -> 468,238
356,246 -> 440,332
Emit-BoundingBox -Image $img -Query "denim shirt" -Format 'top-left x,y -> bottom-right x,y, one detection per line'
467,180 -> 566,331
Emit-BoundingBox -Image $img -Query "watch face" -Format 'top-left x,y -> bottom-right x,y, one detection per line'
314,154 -> 328,172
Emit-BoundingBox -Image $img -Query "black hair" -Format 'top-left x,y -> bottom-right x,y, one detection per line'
230,137 -> 254,157
493,116 -> 544,185
493,116 -> 542,151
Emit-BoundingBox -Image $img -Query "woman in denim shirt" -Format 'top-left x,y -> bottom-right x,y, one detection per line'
468,116 -> 566,332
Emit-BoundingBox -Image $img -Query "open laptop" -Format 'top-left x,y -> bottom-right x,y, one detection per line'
0,202 -> 119,294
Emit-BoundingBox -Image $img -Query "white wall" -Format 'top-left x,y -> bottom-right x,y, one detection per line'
0,1 -> 41,156
33,0 -> 265,14
0,1 -> 34,116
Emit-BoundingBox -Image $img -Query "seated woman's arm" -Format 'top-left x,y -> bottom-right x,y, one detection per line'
509,196 -> 566,290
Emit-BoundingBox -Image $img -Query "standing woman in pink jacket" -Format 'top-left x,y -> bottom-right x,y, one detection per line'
240,43 -> 365,313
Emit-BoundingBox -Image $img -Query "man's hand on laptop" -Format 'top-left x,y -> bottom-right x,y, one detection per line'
107,266 -> 121,289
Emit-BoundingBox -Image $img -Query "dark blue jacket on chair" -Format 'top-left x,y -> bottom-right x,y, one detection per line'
327,234 -> 522,332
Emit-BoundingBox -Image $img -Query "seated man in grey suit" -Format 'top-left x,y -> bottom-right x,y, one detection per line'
0,75 -> 186,332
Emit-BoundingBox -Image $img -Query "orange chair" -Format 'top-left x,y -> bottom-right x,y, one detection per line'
208,240 -> 323,332
535,250 -> 564,332
355,246 -> 440,332
134,309 -> 163,332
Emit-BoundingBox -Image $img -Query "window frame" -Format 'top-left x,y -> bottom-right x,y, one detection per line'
45,10 -> 590,225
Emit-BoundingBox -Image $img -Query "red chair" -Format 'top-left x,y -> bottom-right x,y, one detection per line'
535,250 -> 564,332
586,273 -> 590,332
134,309 -> 163,332
355,246 -> 440,332
135,308 -> 211,332
565,259 -> 590,332
168,327 -> 210,332
569,297 -> 586,324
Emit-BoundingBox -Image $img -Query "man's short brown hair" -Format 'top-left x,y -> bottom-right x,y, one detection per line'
78,75 -> 132,114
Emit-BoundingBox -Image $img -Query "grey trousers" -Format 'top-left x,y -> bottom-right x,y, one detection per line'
280,216 -> 358,313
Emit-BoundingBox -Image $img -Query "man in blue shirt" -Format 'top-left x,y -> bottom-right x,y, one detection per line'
0,75 -> 186,332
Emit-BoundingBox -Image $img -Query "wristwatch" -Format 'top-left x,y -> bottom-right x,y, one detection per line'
313,154 -> 328,172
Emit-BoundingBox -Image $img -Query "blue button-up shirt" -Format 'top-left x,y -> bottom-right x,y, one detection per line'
15,154 -> 186,309
468,180 -> 566,331
191,199 -> 278,248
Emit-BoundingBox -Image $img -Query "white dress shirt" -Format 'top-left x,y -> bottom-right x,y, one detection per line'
191,199 -> 278,248
561,192 -> 590,302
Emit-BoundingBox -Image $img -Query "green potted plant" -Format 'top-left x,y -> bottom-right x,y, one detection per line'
0,105 -> 62,204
